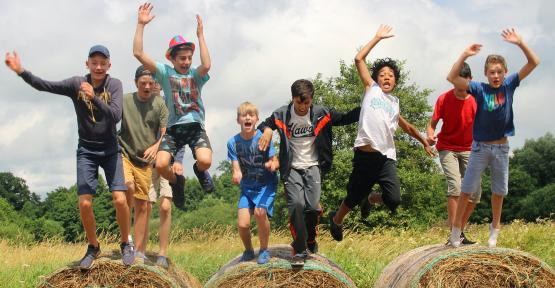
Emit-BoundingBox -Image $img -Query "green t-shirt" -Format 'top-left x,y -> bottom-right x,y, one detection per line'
119,92 -> 168,167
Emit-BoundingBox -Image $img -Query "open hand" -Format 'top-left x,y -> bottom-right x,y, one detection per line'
138,2 -> 155,25
501,28 -> 522,45
143,144 -> 159,161
463,44 -> 482,57
5,51 -> 24,74
375,24 -> 394,40
196,15 -> 204,37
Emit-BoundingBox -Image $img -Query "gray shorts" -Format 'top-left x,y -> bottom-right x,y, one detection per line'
160,122 -> 211,163
461,141 -> 510,196
439,150 -> 482,203
148,167 -> 172,202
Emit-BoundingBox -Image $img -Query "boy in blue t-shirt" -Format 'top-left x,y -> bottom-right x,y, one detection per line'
133,3 -> 214,210
227,102 -> 279,265
447,28 -> 540,248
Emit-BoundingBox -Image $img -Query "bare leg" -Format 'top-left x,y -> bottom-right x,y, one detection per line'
156,151 -> 177,184
79,194 -> 99,246
491,194 -> 504,229
194,147 -> 212,172
254,208 -> 270,250
158,197 -> 172,257
133,198 -> 149,252
333,201 -> 351,225
238,208 -> 253,251
112,191 -> 130,243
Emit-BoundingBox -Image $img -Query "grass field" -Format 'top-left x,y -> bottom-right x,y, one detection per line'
2,220 -> 554,287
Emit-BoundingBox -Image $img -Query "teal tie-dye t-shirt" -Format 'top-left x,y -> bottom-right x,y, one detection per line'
155,62 -> 210,128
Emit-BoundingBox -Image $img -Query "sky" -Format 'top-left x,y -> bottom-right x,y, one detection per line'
1,0 -> 554,197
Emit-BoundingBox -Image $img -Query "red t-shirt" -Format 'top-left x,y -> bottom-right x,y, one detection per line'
432,89 -> 476,151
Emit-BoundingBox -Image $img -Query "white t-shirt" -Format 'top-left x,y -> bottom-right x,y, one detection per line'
288,106 -> 318,169
354,83 -> 400,160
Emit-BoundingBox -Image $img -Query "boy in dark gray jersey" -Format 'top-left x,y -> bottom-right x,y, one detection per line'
5,46 -> 134,269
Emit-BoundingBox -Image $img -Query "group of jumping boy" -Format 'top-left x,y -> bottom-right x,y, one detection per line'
5,2 -> 539,270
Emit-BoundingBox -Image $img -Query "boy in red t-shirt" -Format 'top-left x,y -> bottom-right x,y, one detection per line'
427,62 -> 481,245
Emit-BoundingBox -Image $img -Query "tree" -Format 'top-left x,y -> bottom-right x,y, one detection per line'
0,172 -> 40,211
511,133 -> 555,187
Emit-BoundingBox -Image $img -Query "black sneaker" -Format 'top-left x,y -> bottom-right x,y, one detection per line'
461,231 -> 476,245
329,211 -> 343,241
79,243 -> 100,270
193,163 -> 215,193
360,196 -> 372,219
120,242 -> 135,266
170,173 -> 185,209
307,241 -> 318,254
291,251 -> 308,268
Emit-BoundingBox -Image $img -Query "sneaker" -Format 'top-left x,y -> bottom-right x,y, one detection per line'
329,211 -> 343,241
460,231 -> 476,245
240,250 -> 255,262
170,173 -> 185,209
360,196 -> 372,219
193,163 -> 215,193
120,242 -> 135,266
257,249 -> 271,264
307,241 -> 318,254
134,251 -> 147,265
79,244 -> 101,270
291,251 -> 308,268
488,224 -> 500,248
156,255 -> 169,269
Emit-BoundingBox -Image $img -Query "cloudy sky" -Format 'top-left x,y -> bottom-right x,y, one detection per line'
1,0 -> 553,197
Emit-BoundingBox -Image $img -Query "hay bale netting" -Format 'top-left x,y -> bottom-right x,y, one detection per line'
375,244 -> 555,288
205,244 -> 356,288
37,250 -> 201,288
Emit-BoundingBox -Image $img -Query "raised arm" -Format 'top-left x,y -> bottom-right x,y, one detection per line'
501,28 -> 540,81
355,25 -> 394,89
196,15 -> 211,77
330,106 -> 361,126
5,51 -> 24,75
446,44 -> 481,90
399,115 -> 435,157
133,3 -> 157,73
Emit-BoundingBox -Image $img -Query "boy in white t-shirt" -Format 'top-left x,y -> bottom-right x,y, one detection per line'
329,25 -> 435,241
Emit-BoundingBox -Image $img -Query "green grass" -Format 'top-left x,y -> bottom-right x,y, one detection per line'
2,221 -> 554,287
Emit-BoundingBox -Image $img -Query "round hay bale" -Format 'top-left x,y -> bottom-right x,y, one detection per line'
205,244 -> 356,288
37,250 -> 201,288
374,244 -> 555,288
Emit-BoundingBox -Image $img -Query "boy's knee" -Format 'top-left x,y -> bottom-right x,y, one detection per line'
160,199 -> 172,214
79,199 -> 93,210
238,222 -> 250,230
112,193 -> 128,208
254,208 -> 268,219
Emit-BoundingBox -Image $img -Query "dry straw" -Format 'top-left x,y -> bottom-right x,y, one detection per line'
205,244 -> 356,288
375,244 -> 555,288
37,251 -> 201,288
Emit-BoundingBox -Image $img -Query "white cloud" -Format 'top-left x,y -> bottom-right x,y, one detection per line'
1,0 -> 553,196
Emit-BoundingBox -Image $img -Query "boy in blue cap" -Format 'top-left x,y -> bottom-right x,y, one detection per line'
5,45 -> 134,269
133,3 -> 214,208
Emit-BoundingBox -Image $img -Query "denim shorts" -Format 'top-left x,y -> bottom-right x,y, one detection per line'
238,181 -> 277,218
461,141 -> 510,196
76,144 -> 127,195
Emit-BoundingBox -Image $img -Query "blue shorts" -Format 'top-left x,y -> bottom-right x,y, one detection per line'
461,141 -> 510,196
76,144 -> 127,195
238,182 -> 277,218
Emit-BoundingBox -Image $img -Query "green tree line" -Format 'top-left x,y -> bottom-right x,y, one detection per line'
1,60 -> 554,243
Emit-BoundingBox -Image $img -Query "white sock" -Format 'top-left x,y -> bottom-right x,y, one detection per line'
450,227 -> 462,248
488,224 -> 500,247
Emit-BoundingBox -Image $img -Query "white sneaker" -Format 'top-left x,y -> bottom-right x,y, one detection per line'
488,224 -> 500,248
449,227 -> 462,248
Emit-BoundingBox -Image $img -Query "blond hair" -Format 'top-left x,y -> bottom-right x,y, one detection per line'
237,102 -> 259,117
484,54 -> 508,73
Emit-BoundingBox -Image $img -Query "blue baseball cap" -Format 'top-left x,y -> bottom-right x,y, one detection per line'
88,45 -> 110,58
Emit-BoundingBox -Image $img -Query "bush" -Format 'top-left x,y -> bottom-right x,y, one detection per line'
175,196 -> 236,230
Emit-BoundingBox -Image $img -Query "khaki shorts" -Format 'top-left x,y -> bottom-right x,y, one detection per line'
122,156 -> 152,201
148,168 -> 172,202
439,150 -> 481,203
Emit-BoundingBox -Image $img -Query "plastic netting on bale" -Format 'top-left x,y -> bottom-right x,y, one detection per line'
205,244 -> 356,288
374,244 -> 555,288
37,250 -> 201,288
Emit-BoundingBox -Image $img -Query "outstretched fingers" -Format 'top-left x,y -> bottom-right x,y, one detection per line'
376,24 -> 394,39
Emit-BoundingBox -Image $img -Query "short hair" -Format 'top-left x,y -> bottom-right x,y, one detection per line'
459,62 -> 472,78
237,102 -> 259,117
291,79 -> 314,102
170,44 -> 194,60
371,58 -> 400,83
484,54 -> 507,73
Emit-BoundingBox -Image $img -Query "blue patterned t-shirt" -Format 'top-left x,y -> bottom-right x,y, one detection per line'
469,73 -> 520,141
155,62 -> 210,128
227,130 -> 278,188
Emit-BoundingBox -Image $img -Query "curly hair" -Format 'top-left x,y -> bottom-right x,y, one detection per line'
371,58 -> 400,83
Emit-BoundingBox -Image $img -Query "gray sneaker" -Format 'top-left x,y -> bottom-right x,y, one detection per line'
156,255 -> 169,269
79,244 -> 100,270
120,242 -> 135,266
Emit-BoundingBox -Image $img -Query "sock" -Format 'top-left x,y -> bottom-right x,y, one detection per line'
488,224 -> 500,247
450,227 -> 462,247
